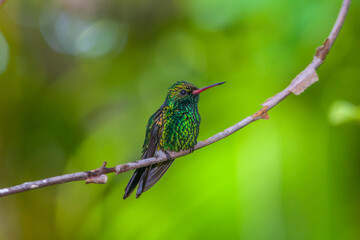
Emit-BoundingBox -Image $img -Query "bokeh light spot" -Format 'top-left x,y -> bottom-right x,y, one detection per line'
39,4 -> 127,58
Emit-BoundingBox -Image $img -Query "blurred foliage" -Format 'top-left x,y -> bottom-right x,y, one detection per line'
0,0 -> 360,240
328,100 -> 360,125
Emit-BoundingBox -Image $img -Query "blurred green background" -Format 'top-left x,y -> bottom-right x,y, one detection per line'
0,0 -> 359,239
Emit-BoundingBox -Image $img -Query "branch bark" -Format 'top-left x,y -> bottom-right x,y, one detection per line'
0,0 -> 351,198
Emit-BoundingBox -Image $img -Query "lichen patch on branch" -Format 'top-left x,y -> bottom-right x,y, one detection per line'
290,68 -> 319,95
86,175 -> 108,184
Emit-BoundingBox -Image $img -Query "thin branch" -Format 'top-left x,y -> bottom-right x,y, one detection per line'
0,0 -> 7,8
0,0 -> 351,198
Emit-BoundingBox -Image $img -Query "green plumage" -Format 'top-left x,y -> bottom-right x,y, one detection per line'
123,81 -> 224,199
144,82 -> 201,152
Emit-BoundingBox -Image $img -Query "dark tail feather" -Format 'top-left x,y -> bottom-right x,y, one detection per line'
136,159 -> 175,198
123,167 -> 145,199
123,160 -> 175,199
144,159 -> 174,192
136,167 -> 150,198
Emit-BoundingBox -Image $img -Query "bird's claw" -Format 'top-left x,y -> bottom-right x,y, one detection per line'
162,150 -> 173,161
189,147 -> 194,153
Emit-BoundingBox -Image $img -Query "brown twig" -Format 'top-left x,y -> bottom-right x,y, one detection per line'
0,0 -> 351,198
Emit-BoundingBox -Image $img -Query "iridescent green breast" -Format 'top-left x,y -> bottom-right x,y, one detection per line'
160,103 -> 200,152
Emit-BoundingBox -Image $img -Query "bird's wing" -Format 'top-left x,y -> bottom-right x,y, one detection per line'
136,106 -> 175,198
141,105 -> 164,158
123,106 -> 163,199
124,104 -> 177,199
137,107 -> 175,196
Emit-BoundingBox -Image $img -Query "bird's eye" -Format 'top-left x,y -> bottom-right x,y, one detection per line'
180,90 -> 187,95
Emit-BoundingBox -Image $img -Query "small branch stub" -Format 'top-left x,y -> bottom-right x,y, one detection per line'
316,38 -> 331,60
252,106 -> 270,120
86,162 -> 110,184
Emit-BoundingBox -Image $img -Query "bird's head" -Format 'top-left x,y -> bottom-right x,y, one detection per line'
165,81 -> 225,106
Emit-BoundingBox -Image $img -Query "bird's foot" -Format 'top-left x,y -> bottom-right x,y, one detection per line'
155,150 -> 173,161
189,147 -> 195,153
162,150 -> 173,161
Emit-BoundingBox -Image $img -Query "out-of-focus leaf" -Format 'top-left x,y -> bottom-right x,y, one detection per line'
328,100 -> 360,125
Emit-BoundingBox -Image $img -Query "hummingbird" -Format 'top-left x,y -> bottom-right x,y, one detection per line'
123,81 -> 225,199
